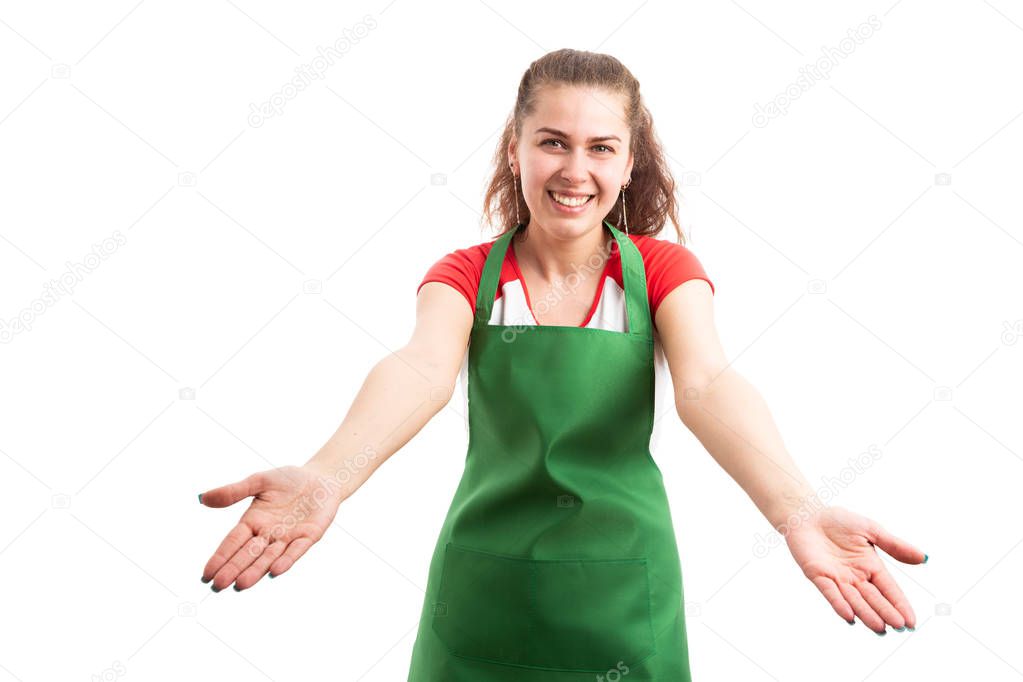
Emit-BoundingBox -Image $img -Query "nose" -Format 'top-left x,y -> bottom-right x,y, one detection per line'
559,150 -> 590,185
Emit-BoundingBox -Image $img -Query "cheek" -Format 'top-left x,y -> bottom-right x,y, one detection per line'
526,179 -> 551,200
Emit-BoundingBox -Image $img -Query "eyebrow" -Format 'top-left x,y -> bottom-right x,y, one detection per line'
534,127 -> 621,143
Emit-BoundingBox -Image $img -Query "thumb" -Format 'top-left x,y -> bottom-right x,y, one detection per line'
869,522 -> 927,565
198,472 -> 266,508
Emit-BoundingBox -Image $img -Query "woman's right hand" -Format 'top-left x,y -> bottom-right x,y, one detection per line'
198,464 -> 343,591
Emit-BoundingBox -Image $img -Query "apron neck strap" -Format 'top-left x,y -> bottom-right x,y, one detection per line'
474,220 -> 653,339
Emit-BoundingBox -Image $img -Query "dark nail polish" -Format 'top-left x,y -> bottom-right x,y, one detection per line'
200,576 -> 211,584
211,584 -> 222,593
894,626 -> 905,631
923,553 -> 929,564
907,626 -> 916,631
875,629 -> 886,636
198,493 -> 203,504
232,585 -> 241,592
269,573 -> 276,579
847,619 -> 855,625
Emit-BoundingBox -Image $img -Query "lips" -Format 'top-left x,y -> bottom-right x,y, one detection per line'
549,190 -> 594,198
547,190 -> 595,207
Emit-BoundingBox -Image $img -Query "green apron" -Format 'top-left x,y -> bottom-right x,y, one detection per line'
407,219 -> 692,681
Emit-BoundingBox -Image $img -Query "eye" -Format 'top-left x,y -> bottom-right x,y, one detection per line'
541,138 -> 614,153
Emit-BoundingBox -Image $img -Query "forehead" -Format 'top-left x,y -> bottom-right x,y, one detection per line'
527,84 -> 628,137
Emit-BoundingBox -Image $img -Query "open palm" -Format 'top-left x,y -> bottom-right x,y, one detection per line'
784,505 -> 925,634
199,465 -> 343,591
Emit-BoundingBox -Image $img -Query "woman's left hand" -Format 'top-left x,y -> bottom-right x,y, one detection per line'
783,505 -> 926,634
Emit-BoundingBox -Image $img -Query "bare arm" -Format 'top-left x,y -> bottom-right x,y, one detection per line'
303,281 -> 474,503
656,279 -> 925,633
656,279 -> 814,528
198,281 -> 472,589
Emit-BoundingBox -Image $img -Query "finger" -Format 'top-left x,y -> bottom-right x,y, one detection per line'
236,540 -> 288,590
872,566 -> 916,629
268,536 -> 317,577
869,522 -> 925,565
199,471 -> 267,509
856,579 -> 905,630
202,523 -> 253,584
837,581 -> 885,633
214,534 -> 273,590
810,575 -> 855,623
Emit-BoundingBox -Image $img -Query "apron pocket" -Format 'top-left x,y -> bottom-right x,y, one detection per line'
431,542 -> 657,672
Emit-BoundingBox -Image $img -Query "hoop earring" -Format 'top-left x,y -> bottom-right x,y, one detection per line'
619,178 -> 631,235
510,165 -> 521,227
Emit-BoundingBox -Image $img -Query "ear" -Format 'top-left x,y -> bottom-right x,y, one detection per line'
507,135 -> 518,173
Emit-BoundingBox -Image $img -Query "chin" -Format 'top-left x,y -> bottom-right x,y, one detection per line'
540,223 -> 604,245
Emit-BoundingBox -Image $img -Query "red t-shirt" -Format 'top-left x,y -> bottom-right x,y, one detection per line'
417,232 -> 714,331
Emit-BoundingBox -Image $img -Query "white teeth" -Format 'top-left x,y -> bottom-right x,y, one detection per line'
550,191 -> 592,207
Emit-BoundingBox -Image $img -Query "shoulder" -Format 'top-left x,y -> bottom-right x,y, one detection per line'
416,239 -> 500,312
631,234 -> 711,281
628,232 -> 715,317
420,241 -> 493,279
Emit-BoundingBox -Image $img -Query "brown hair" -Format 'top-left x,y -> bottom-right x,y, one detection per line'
481,48 -> 684,244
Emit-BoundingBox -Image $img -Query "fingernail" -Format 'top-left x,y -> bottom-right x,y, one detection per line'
198,493 -> 204,504
200,576 -> 211,584
875,629 -> 886,636
211,584 -> 222,593
847,619 -> 855,625
269,573 -> 276,579
894,626 -> 905,631
907,626 -> 916,631
923,553 -> 929,564
232,585 -> 241,592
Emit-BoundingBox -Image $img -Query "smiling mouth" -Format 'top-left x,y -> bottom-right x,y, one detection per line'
548,190 -> 595,207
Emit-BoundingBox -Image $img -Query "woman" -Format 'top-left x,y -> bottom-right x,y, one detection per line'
198,49 -> 926,680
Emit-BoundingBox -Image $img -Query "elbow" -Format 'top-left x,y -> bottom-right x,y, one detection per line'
673,367 -> 727,423
431,378 -> 459,408
392,345 -> 460,406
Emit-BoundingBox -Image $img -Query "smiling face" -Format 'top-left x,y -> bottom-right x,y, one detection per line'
509,84 -> 634,240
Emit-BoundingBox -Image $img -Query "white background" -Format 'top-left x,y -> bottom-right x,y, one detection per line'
1,1 -> 1021,680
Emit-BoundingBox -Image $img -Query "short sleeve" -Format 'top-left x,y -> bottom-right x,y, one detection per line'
416,245 -> 486,312
641,238 -> 715,317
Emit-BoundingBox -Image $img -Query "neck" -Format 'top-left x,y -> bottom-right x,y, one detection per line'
514,220 -> 614,283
